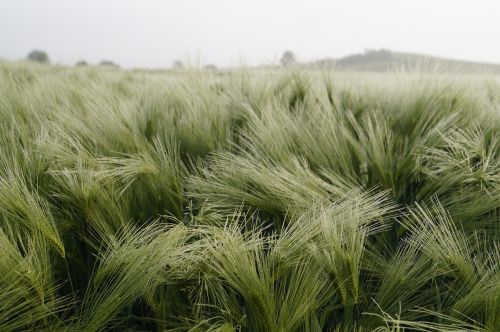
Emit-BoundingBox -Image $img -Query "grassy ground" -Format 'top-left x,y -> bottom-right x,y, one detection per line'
0,62 -> 498,331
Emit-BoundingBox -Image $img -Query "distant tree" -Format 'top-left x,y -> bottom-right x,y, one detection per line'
280,51 -> 296,66
364,48 -> 392,60
205,64 -> 217,71
27,50 -> 49,64
99,60 -> 119,68
173,60 -> 183,69
75,60 -> 88,66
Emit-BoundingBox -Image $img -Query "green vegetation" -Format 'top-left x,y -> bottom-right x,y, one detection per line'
0,61 -> 498,331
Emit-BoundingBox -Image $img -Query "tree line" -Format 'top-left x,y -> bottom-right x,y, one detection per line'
25,50 -> 298,68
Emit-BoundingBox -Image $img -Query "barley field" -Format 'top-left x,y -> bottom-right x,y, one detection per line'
0,62 -> 499,331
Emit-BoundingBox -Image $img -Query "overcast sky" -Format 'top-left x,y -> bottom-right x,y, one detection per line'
1,0 -> 499,68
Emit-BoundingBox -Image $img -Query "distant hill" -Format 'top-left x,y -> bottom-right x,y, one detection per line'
310,49 -> 500,74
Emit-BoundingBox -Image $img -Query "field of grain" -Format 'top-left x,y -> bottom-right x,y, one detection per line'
0,62 -> 498,331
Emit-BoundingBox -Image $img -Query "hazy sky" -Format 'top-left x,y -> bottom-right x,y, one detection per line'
1,0 -> 499,68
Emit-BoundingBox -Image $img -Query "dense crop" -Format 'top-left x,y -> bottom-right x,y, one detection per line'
0,62 -> 498,331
